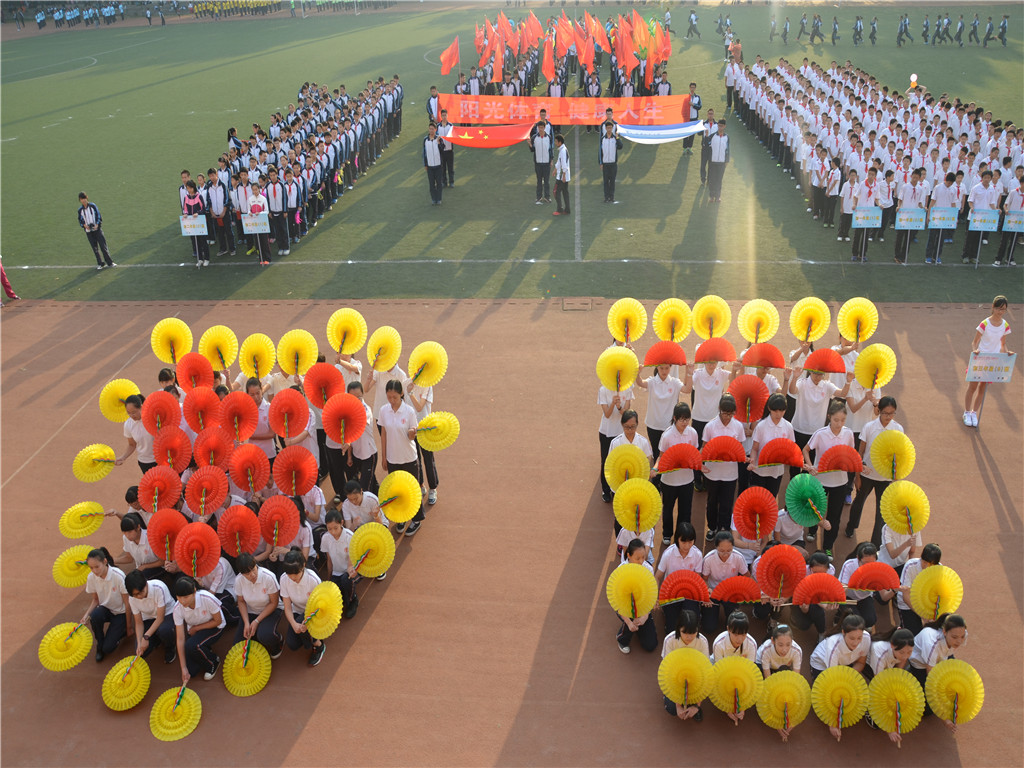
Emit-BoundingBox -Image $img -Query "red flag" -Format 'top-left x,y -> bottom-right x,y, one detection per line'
580,35 -> 595,75
490,33 -> 504,82
508,29 -> 520,59
526,11 -> 544,47
542,36 -> 556,83
660,22 -> 672,61
644,49 -> 654,90
445,123 -> 534,149
556,18 -> 573,58
588,11 -> 611,53
652,24 -> 665,65
496,10 -> 513,39
439,36 -> 460,76
618,12 -> 632,39
479,19 -> 495,67
519,25 -> 530,57
617,17 -> 637,77
474,23 -> 484,54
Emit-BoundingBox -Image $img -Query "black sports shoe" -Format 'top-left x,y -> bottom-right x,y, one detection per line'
309,641 -> 326,666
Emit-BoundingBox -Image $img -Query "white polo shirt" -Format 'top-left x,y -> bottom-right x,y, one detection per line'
320,527 -> 353,576
658,425 -> 699,486
377,401 -> 418,464
123,418 -> 155,464
713,631 -> 757,661
86,566 -> 128,613
879,525 -> 922,568
809,630 -> 871,671
350,400 -> 377,460
700,550 -> 748,589
701,416 -> 746,482
643,374 -> 685,430
756,638 -> 803,671
774,509 -> 805,546
858,418 -> 905,481
751,416 -> 795,478
249,400 -> 277,459
234,566 -> 280,616
608,431 -> 654,461
656,543 -> 702,577
341,491 -> 381,528
598,386 -> 635,437
122,533 -> 159,569
172,589 -> 225,630
279,569 -> 322,615
128,579 -> 173,621
791,377 -> 840,434
910,627 -> 966,669
691,366 -> 730,422
806,426 -> 855,487
198,557 -> 235,596
662,632 -> 710,659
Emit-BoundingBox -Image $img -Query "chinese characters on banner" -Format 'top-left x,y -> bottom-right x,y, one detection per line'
965,352 -> 1016,383
179,216 -> 209,237
437,94 -> 692,125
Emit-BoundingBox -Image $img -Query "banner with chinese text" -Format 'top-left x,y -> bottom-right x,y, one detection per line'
438,94 -> 691,125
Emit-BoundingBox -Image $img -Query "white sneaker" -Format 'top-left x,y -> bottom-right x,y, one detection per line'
427,489 -> 437,505
962,411 -> 972,426
969,411 -> 979,427
837,236 -> 842,241
202,259 -> 210,267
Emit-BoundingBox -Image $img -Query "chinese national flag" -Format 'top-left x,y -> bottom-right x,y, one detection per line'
439,37 -> 460,76
445,124 -> 534,149
542,36 -> 556,83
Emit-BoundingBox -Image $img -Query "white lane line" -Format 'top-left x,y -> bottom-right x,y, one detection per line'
573,128 -> 582,261
422,47 -> 442,67
0,311 -> 180,491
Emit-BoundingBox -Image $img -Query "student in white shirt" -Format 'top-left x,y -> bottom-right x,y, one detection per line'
172,578 -> 226,683
788,367 -> 852,470
809,612 -> 870,693
700,531 -> 749,638
867,627 -> 915,678
608,410 -> 656,486
896,543 -> 941,634
909,613 -> 967,695
637,363 -> 691,463
114,513 -> 165,581
198,556 -> 240,626
839,542 -> 894,630
233,553 -> 284,658
321,510 -> 360,618
344,380 -> 379,494
803,401 -> 856,556
847,396 -> 904,544
114,395 -> 157,473
404,375 -> 438,505
615,540 -> 658,654
748,394 -> 795,499
598,384 -> 634,502
80,547 -> 131,662
280,548 -> 326,666
963,295 -> 1012,426
661,609 -> 710,723
125,570 -> 177,663
878,524 -> 922,572
757,623 -> 803,676
657,404 -> 699,543
377,379 -> 425,535
701,395 -> 747,541
713,611 -> 757,661
790,552 -> 835,641
655,523 -> 702,632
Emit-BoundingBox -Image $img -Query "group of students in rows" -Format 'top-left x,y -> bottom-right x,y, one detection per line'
82,341 -> 440,680
177,75 -> 404,265
726,55 -> 1024,266
598,337 -> 969,736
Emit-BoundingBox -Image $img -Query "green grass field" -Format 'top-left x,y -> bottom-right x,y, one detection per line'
1,2 -> 1021,303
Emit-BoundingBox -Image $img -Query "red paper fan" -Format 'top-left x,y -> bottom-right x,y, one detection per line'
322,393 -> 367,445
756,545 -> 806,598
184,465 -> 229,518
757,438 -> 804,468
137,466 -> 182,514
694,337 -> 736,364
733,486 -> 779,540
175,352 -> 215,393
228,444 -> 270,494
147,508 -> 187,561
848,561 -> 900,591
153,426 -> 192,474
182,387 -> 222,433
657,443 -> 703,474
817,445 -> 863,474
710,575 -> 762,603
792,573 -> 846,605
272,445 -> 318,496
659,569 -> 710,605
302,362 -> 345,409
742,343 -> 786,370
141,390 -> 181,436
803,348 -> 846,374
701,436 -> 746,463
728,375 -> 770,423
268,388 -> 310,439
258,496 -> 300,548
220,391 -> 259,442
643,340 -> 687,367
193,427 -> 234,469
173,522 -> 221,578
218,505 -> 261,557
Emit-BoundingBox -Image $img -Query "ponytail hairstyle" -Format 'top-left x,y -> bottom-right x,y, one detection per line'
925,612 -> 966,633
291,496 -> 308,528
808,551 -> 831,570
771,623 -> 794,641
890,628 -> 914,649
283,547 -> 306,575
727,611 -> 749,636
120,513 -> 145,532
87,547 -> 114,566
827,399 -> 848,418
920,543 -> 942,565
124,394 -> 145,410
840,613 -> 866,636
675,609 -> 699,641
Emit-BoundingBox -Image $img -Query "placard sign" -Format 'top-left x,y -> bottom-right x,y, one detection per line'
968,208 -> 1000,232
242,213 -> 270,234
179,216 -> 208,237
928,207 -> 959,229
851,207 -> 881,228
965,351 -> 1016,383
894,208 -> 926,230
1002,211 -> 1024,233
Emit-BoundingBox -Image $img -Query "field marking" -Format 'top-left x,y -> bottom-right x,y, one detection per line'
423,47 -> 442,67
573,129 -> 582,261
42,116 -> 73,129
0,311 -> 179,491
0,137 -> 18,143
3,38 -> 162,80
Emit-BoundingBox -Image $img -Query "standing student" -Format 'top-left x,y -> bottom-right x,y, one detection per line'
637,363 -> 690,463
878,522 -> 922,574
701,396 -> 746,542
804,401 -> 855,557
896,543 -> 941,634
114,394 -> 156,473
707,120 -> 729,203
80,547 -> 131,662
614,539 -> 658,654
661,609 -> 709,723
700,531 -> 748,639
404,373 -> 438,505
699,109 -> 718,185
172,578 -> 226,683
246,378 -> 278,467
682,82 -> 702,153
320,509 -> 360,618
655,523 -> 702,632
423,123 -> 444,205
378,380 -> 425,536
553,134 -> 570,216
962,295 -> 1012,426
909,613 -> 967,690
691,361 -> 730,492
894,170 -> 925,264
125,570 -> 177,663
181,181 -> 210,267
847,396 -> 904,544
77,193 -> 116,269
598,122 -> 623,203
280,548 -> 326,666
233,553 -> 284,658
961,170 -> 999,264
995,183 -> 1022,266
789,366 -> 852,478
344,380 -> 379,493
531,122 -> 553,204
657,404 -> 699,543
748,393 -> 795,499
208,168 -> 235,257
247,177 -> 272,265
757,624 -> 802,677
598,383 -> 634,502
437,110 -> 455,187
837,169 -> 858,242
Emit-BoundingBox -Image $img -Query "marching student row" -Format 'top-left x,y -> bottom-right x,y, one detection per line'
177,75 -> 404,265
724,55 -> 1023,265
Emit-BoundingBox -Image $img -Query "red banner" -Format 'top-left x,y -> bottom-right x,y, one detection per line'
438,94 -> 691,126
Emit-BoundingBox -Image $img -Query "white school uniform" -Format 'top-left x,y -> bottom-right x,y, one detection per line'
756,638 -> 804,671
598,386 -> 635,438
691,367 -> 730,422
123,418 -> 155,464
377,401 -> 418,464
403,380 -> 433,422
839,558 -> 874,600
774,509 -> 805,546
976,317 -> 1011,353
370,366 -> 407,427
867,640 -> 906,676
700,550 -> 748,589
86,566 -> 128,613
792,377 -> 840,435
713,631 -> 758,661
608,431 -> 654,462
845,380 -> 879,435
335,358 -> 363,388
729,515 -> 760,566
809,630 -> 871,670
701,416 -> 746,482
658,425 -> 699,486
657,543 -> 702,577
616,527 -> 656,563
171,588 -> 224,631
910,627 -> 965,669
896,558 -> 925,611
643,375 -> 685,430
300,485 -> 327,524
249,400 -> 277,459
128,579 -> 173,620
879,525 -> 922,568
320,527 -> 354,576
806,426 -> 855,487
341,491 -> 382,528
858,418 -> 905,482
750,417 -> 795,479
662,632 -> 710,659
122,533 -> 160,569
279,569 -> 322,615
350,401 -> 377,461
235,567 -> 280,616
197,557 -> 235,597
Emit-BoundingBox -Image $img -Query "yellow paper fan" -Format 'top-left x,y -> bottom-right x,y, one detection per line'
612,478 -> 662,533
53,545 -> 93,588
99,379 -> 140,423
603,444 -> 650,492
692,295 -> 732,339
868,668 -> 925,735
910,565 -> 963,620
926,660 -> 984,724
659,648 -> 714,706
349,522 -> 396,578
326,308 -> 368,355
150,686 -> 202,742
72,443 -> 116,483
880,481 -> 930,535
59,501 -> 105,539
653,298 -> 692,342
607,298 -> 648,344
151,318 -> 193,364
605,563 -> 658,618
855,343 -> 898,389
738,299 -> 780,344
277,329 -> 319,376
837,298 -> 879,344
38,622 -> 92,671
377,470 -> 422,524
222,640 -> 272,697
239,333 -> 276,380
102,656 -> 152,711
870,430 -> 916,481
408,341 -> 449,388
198,325 -> 238,369
367,326 -> 402,371
304,581 -> 343,640
812,665 -> 869,729
757,670 -> 812,730
790,298 -> 831,343
416,412 -> 460,452
709,656 -> 763,715
595,346 -> 639,392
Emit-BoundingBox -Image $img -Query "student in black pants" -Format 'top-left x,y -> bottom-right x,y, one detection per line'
379,380 -> 426,535
77,192 -> 116,269
615,540 -> 659,654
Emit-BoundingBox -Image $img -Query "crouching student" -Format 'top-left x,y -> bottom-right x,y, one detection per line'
320,509 -> 360,618
662,609 -> 710,723
80,547 -> 131,662
126,569 -> 177,663
172,578 -> 226,683
280,548 -> 326,666
233,553 -> 284,658
615,539 -> 658,654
